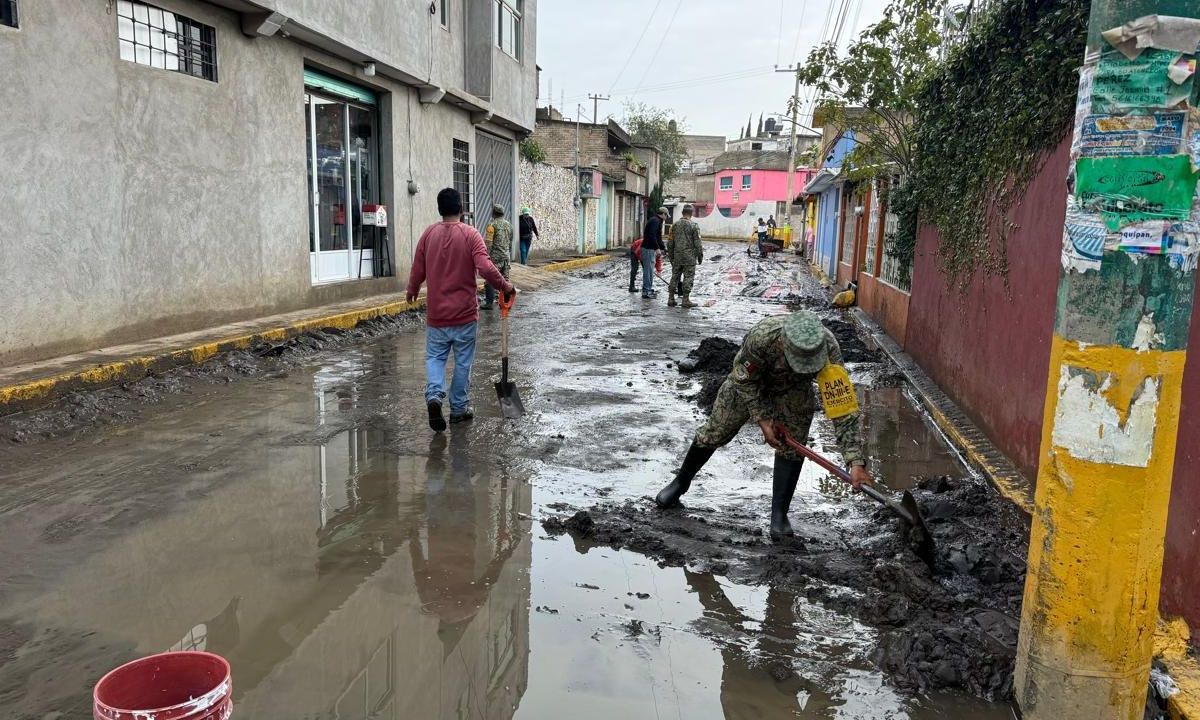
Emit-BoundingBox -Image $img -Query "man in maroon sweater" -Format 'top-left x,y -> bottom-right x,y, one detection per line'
407,188 -> 515,431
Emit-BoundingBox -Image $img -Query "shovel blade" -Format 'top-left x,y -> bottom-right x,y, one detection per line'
901,490 -> 938,567
495,381 -> 525,419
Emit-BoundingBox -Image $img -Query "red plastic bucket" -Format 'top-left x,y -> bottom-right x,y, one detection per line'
94,651 -> 232,720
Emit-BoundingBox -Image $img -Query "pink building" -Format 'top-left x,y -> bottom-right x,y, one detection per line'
691,150 -> 815,219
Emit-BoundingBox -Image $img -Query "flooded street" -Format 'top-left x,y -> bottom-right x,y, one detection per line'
0,246 -> 1016,719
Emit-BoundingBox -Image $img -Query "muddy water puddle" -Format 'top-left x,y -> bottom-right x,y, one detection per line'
0,247 -> 1015,717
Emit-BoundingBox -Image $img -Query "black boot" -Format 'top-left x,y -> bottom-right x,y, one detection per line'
769,455 -> 804,542
655,442 -> 717,508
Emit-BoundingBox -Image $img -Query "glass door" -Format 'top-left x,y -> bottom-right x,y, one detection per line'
306,91 -> 380,284
308,92 -> 352,283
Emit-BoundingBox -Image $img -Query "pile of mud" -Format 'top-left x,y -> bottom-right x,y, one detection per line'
541,475 -> 1030,701
0,312 -> 421,444
679,316 -> 882,412
678,337 -> 740,410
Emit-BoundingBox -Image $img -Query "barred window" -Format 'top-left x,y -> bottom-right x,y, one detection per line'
117,1 -> 217,82
1,0 -> 17,28
453,139 -> 472,217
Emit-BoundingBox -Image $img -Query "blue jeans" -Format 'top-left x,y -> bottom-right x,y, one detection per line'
519,239 -> 531,265
425,322 -> 477,414
640,248 -> 657,295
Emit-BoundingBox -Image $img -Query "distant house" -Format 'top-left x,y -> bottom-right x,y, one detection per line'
531,109 -> 660,251
682,150 -> 816,239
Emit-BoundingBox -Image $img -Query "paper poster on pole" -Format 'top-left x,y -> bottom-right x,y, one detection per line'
1075,155 -> 1200,229
1116,220 -> 1169,254
1063,209 -> 1106,272
1079,112 -> 1186,157
1092,49 -> 1194,112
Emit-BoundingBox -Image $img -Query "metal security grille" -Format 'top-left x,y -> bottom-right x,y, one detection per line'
452,139 -> 472,218
117,1 -> 218,82
0,0 -> 17,28
473,131 -> 514,234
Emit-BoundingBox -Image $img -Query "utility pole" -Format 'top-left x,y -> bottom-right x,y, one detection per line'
1014,3 -> 1200,719
775,65 -> 803,232
587,93 -> 610,125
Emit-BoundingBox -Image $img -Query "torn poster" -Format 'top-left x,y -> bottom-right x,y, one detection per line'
1092,48 -> 1194,112
1062,209 -> 1106,272
1167,220 -> 1200,272
1117,220 -> 1169,253
1075,154 -> 1200,229
1101,15 -> 1200,61
1079,112 -> 1187,156
1071,66 -> 1097,158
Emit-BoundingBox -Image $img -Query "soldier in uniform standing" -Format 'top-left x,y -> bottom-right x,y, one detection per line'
655,311 -> 874,541
483,204 -> 513,308
666,204 -> 704,308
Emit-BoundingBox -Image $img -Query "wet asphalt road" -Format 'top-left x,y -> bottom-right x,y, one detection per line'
0,245 -> 1007,719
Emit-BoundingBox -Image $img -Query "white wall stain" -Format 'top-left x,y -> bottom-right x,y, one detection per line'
1051,367 -> 1159,468
1132,314 -> 1163,351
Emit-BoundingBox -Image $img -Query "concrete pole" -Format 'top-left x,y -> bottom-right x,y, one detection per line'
785,68 -> 801,231
1014,3 -> 1200,718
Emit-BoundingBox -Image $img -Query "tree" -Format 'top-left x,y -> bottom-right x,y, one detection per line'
795,0 -> 946,179
621,101 -> 690,184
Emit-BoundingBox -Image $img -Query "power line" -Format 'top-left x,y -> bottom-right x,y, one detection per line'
630,0 -> 684,96
562,66 -> 775,103
606,0 -> 664,95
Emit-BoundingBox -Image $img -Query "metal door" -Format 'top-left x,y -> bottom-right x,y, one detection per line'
473,131 -> 514,245
597,183 -> 611,250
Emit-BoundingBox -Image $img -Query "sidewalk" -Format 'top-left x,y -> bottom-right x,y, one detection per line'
0,255 -> 609,415
850,307 -> 1200,720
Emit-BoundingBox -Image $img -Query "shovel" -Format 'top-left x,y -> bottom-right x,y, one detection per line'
494,290 -> 525,419
775,426 -> 938,567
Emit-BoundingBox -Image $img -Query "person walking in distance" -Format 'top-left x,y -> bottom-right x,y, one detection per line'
640,207 -> 669,299
407,188 -> 515,431
483,204 -> 513,309
518,207 -> 539,265
756,217 -> 769,258
654,311 -> 874,541
667,205 -> 703,308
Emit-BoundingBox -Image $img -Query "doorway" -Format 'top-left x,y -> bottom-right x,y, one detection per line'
305,78 -> 380,285
472,131 -> 514,237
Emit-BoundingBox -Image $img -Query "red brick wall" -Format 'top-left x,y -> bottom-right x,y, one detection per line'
903,134 -> 1200,630
858,274 -> 909,346
905,138 -> 1068,478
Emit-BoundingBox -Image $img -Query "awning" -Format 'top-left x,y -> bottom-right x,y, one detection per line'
803,166 -> 841,195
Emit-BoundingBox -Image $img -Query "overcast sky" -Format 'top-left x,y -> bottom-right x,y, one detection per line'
536,0 -> 891,138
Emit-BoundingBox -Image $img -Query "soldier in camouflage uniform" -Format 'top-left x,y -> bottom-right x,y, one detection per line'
666,204 -> 704,308
483,204 -> 513,308
656,311 -> 874,542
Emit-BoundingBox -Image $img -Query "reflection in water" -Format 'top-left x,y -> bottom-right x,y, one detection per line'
0,368 -> 531,719
685,570 -> 838,718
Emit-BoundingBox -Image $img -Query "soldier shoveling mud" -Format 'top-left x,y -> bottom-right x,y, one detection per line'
655,310 -> 874,541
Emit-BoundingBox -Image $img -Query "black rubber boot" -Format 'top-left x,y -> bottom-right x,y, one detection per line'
769,455 -> 804,542
655,442 -> 717,508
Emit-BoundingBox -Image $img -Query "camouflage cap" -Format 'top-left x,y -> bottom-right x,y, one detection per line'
682,204 -> 695,215
492,203 -> 506,215
782,311 -> 828,374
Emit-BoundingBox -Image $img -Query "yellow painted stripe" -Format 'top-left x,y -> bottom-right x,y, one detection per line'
0,255 -> 603,411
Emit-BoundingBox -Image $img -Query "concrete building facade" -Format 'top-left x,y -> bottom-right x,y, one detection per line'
0,0 -> 538,366
529,112 -> 659,251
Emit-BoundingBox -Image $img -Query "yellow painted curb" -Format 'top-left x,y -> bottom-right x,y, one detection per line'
919,398 -> 1036,515
1156,618 -> 1200,720
0,254 -> 606,413
539,254 -> 609,273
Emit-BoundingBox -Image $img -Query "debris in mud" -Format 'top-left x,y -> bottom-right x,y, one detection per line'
540,476 -> 1031,701
823,317 -> 880,363
535,606 -> 560,615
0,312 -> 422,445
541,510 -> 595,537
576,583 -> 601,591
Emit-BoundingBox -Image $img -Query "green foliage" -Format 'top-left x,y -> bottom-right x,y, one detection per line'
910,0 -> 1087,284
796,0 -> 947,177
648,183 -> 665,215
796,143 -> 820,167
884,181 -> 919,287
519,138 -> 546,164
622,101 -> 689,184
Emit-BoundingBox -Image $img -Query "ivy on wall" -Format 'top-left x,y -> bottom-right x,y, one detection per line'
904,0 -> 1088,284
